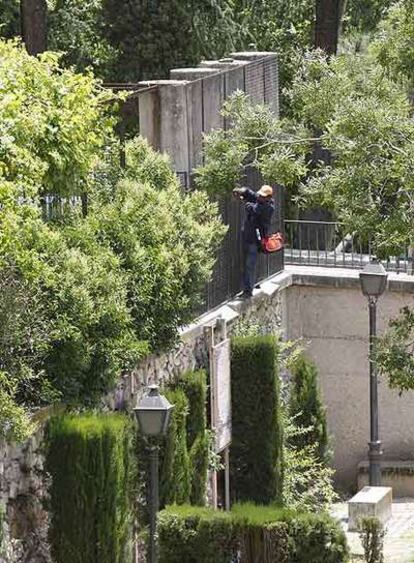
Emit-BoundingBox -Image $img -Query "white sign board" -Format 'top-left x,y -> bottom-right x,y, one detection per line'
210,338 -> 232,452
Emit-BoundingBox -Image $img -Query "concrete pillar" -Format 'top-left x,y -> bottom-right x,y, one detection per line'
138,80 -> 190,181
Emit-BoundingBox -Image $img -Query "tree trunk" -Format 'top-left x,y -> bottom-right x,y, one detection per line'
314,0 -> 347,55
20,0 -> 47,56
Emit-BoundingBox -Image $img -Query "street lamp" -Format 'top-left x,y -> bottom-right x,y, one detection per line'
359,259 -> 388,486
134,385 -> 174,563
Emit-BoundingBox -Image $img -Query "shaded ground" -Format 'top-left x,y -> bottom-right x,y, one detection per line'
332,499 -> 414,562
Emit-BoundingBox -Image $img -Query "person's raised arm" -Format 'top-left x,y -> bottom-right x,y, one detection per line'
232,187 -> 258,203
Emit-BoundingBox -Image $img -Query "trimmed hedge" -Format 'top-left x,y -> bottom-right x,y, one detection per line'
46,413 -> 132,563
231,335 -> 283,504
158,504 -> 349,563
289,354 -> 329,463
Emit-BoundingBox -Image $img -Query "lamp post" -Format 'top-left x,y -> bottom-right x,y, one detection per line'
134,385 -> 174,563
359,259 -> 388,486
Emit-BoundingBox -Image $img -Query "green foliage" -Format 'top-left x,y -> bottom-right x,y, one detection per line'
358,517 -> 385,563
288,354 -> 329,463
376,306 -> 414,392
46,413 -> 133,563
160,389 -> 191,507
158,503 -> 349,563
344,0 -> 396,34
230,335 -> 283,505
91,138 -> 226,349
172,370 -> 209,505
371,1 -> 414,88
173,370 -> 207,448
188,432 -> 210,506
196,92 -> 311,197
48,0 -> 117,79
288,50 -> 414,258
282,410 -> 338,511
0,42 -> 224,434
0,262 -> 52,441
98,0 -> 238,82
0,0 -> 19,39
233,0 -> 315,112
0,39 -> 115,198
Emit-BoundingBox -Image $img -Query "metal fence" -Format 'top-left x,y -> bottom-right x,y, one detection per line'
284,220 -> 413,274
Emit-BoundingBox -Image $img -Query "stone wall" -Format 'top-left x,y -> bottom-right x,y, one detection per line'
0,421 -> 50,563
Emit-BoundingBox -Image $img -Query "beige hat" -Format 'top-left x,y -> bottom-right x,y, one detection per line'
257,185 -> 273,198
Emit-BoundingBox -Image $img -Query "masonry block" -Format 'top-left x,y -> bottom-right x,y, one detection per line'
348,486 -> 392,531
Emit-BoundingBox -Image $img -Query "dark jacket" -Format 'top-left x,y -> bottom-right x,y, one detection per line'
241,189 -> 275,244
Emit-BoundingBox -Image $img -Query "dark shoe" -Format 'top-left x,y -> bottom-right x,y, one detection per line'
241,290 -> 253,299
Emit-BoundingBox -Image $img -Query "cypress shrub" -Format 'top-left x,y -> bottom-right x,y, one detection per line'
46,413 -> 132,563
189,432 -> 210,506
158,503 -> 349,563
160,389 -> 191,506
174,370 -> 207,449
172,370 -> 209,505
289,354 -> 329,463
231,335 -> 283,505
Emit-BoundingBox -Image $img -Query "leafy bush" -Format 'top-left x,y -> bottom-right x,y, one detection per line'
46,413 -> 133,563
158,503 -> 349,563
0,42 -> 224,435
231,335 -> 283,505
288,354 -> 329,463
0,39 -> 115,198
371,0 -> 414,88
91,138 -> 226,350
358,517 -> 385,563
282,410 -> 338,511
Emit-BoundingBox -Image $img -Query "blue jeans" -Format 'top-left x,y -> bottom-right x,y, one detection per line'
242,243 -> 258,293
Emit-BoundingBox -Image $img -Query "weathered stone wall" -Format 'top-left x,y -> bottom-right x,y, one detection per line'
0,423 -> 50,563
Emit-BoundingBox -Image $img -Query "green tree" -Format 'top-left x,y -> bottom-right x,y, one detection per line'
0,0 -> 20,38
371,0 -> 414,90
47,0 -> 117,78
288,354 -> 329,463
0,39 -> 225,439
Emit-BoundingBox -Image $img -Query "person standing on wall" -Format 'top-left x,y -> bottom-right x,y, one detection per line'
232,184 -> 275,298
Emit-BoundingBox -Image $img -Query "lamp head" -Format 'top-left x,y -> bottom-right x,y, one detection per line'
359,258 -> 388,299
134,385 -> 174,437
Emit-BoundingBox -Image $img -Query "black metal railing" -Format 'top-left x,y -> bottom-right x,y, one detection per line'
284,220 -> 413,274
200,170 -> 285,313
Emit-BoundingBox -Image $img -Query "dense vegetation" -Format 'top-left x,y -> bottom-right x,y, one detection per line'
46,414 -> 133,563
0,40 -> 225,442
158,503 -> 349,563
230,335 -> 283,505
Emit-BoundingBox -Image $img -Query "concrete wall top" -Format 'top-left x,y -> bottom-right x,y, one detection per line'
230,51 -> 278,61
285,265 -> 414,294
170,68 -> 221,80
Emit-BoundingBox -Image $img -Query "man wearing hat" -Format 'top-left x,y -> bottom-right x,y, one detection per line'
232,184 -> 275,298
